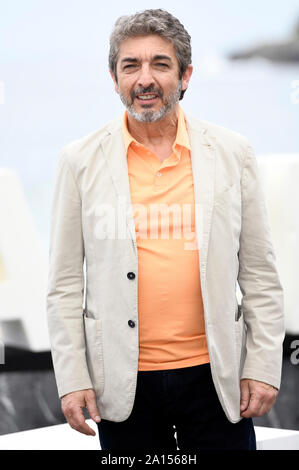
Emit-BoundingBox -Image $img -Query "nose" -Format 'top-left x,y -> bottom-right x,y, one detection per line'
137,64 -> 155,89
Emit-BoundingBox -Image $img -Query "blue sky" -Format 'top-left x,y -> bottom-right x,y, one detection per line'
1,0 -> 299,61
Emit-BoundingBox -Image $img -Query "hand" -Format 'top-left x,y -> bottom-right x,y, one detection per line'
240,379 -> 278,418
61,388 -> 101,436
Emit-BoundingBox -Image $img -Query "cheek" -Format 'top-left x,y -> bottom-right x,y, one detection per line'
161,75 -> 180,88
118,79 -> 135,95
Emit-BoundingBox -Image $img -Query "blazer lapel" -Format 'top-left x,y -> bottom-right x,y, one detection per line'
100,121 -> 138,254
185,113 -> 216,288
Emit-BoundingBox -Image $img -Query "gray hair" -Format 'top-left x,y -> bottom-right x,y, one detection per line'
109,9 -> 192,100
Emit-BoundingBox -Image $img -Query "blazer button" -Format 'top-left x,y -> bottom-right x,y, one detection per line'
128,320 -> 135,328
127,272 -> 135,280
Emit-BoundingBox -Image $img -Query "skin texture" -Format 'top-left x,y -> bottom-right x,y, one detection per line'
61,34 -> 279,435
240,379 -> 278,418
61,389 -> 101,436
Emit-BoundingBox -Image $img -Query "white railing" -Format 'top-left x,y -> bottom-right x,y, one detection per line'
0,421 -> 298,450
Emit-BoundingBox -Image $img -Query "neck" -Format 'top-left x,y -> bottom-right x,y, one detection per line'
126,105 -> 180,146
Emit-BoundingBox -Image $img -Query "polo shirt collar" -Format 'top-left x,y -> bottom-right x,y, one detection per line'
122,105 -> 191,154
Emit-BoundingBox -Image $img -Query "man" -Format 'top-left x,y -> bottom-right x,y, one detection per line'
47,9 -> 285,451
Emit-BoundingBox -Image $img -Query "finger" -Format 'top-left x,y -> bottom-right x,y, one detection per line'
85,390 -> 101,423
256,402 -> 270,417
254,390 -> 277,417
241,394 -> 263,418
240,380 -> 250,412
67,406 -> 96,436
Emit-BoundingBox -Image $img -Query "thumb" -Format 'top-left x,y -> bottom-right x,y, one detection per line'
85,389 -> 101,423
240,380 -> 250,412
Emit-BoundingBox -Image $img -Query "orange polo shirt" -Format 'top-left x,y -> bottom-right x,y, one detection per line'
123,106 -> 209,371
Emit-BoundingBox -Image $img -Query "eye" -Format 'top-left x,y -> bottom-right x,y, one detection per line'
123,64 -> 137,70
155,63 -> 168,67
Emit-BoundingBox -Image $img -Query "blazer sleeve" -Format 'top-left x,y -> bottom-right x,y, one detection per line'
47,149 -> 93,398
238,142 -> 285,389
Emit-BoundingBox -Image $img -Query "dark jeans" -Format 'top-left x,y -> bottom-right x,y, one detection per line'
97,362 -> 256,451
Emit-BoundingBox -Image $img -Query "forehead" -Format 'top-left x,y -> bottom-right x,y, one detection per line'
117,34 -> 177,62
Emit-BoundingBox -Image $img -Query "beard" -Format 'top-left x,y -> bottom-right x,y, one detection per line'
118,81 -> 182,123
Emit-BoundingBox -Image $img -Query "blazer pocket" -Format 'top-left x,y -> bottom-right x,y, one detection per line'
83,314 -> 105,397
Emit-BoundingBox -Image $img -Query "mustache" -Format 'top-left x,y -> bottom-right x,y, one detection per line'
131,87 -> 163,100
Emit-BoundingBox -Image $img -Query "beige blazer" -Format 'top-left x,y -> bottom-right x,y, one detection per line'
46,112 -> 285,423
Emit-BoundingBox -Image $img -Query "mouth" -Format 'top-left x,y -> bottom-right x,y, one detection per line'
135,93 -> 159,104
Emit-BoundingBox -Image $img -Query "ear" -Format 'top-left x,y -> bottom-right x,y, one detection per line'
181,64 -> 193,93
110,69 -> 119,94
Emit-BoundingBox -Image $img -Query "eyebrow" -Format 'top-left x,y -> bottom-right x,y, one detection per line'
152,55 -> 172,62
120,55 -> 172,65
120,58 -> 138,65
